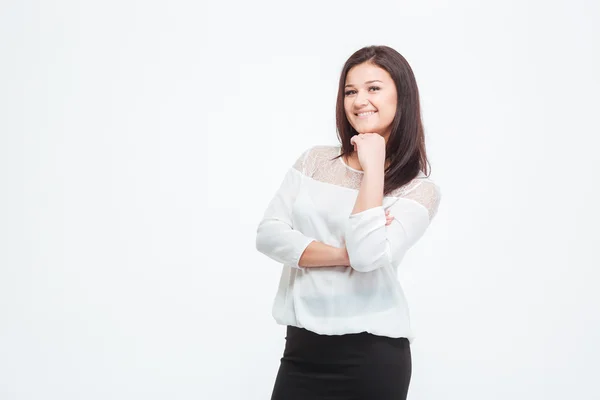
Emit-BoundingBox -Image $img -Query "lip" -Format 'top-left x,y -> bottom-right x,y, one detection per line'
355,110 -> 377,119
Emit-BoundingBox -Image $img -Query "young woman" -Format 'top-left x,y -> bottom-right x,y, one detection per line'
256,45 -> 442,400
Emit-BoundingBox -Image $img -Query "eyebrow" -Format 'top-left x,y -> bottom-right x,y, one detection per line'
344,80 -> 383,88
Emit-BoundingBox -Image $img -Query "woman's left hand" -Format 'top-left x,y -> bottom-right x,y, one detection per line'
350,133 -> 386,173
385,209 -> 394,225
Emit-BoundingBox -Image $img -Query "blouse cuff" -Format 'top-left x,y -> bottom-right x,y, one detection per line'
290,236 -> 316,270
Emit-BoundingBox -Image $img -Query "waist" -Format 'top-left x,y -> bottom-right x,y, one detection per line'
282,326 -> 409,365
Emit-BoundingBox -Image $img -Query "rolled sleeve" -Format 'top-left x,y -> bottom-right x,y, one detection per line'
256,165 -> 317,270
345,200 -> 430,272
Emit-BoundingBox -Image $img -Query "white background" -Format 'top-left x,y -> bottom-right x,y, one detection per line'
1,0 -> 599,399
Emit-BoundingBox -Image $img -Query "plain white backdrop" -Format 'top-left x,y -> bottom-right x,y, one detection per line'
1,0 -> 599,399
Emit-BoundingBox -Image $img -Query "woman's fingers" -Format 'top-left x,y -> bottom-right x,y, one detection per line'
385,211 -> 394,226
384,209 -> 394,225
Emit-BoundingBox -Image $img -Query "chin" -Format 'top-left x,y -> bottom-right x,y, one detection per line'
355,126 -> 380,134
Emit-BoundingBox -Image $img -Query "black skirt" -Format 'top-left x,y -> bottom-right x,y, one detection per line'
271,326 -> 412,400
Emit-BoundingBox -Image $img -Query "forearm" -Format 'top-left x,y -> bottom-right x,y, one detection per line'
298,241 -> 349,268
351,167 -> 385,215
346,167 -> 386,272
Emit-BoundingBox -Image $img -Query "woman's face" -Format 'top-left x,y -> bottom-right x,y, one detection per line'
343,62 -> 398,140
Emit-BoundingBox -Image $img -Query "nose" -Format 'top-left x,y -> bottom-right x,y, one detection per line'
355,90 -> 369,107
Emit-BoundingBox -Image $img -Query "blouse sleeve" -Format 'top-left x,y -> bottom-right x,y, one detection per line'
255,147 -> 316,269
344,179 -> 441,273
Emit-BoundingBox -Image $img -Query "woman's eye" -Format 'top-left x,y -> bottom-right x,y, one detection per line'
344,87 -> 380,96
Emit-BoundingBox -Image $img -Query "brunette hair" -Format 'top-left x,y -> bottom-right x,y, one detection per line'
334,45 -> 431,195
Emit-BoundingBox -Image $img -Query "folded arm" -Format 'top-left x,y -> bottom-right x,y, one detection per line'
256,148 -> 349,269
345,178 -> 441,273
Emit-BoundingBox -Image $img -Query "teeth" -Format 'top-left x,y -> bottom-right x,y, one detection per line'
358,111 -> 376,117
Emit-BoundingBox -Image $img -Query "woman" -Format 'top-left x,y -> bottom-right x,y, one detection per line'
255,45 -> 441,400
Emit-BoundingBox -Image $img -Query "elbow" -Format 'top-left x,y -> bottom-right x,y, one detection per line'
255,224 -> 271,255
255,229 -> 272,257
346,240 -> 383,272
347,240 -> 403,272
255,235 -> 264,254
350,262 -> 381,273
347,250 -> 387,273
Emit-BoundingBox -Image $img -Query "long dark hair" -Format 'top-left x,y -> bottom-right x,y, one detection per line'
333,45 -> 431,195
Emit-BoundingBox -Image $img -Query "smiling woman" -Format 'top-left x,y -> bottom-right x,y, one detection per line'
256,45 -> 441,400
343,66 -> 398,141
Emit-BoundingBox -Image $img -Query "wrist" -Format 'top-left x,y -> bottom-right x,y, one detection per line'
337,247 -> 350,265
362,163 -> 385,175
361,160 -> 385,174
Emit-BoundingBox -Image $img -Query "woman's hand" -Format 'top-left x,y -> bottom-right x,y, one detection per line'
350,133 -> 386,173
385,209 -> 394,225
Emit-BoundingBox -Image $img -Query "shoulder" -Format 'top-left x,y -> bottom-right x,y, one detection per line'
390,174 -> 442,221
292,144 -> 340,174
302,144 -> 340,158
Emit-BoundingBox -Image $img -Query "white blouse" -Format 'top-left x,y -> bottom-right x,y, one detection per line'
255,145 -> 441,343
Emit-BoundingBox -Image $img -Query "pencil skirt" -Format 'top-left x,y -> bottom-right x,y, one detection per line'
270,326 -> 412,400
